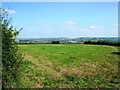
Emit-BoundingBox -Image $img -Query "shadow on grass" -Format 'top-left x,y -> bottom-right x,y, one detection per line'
111,52 -> 120,55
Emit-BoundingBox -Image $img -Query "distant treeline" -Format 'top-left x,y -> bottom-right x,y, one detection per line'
19,40 -> 120,46
52,41 -> 60,44
83,40 -> 120,46
19,41 -> 60,44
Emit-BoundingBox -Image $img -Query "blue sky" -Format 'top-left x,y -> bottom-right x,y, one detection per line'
2,2 -> 118,38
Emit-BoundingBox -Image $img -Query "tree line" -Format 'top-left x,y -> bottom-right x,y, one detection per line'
83,40 -> 120,46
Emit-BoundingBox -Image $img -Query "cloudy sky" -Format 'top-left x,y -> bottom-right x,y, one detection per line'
2,2 -> 118,38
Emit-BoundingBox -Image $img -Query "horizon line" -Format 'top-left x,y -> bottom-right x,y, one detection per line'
18,36 -> 119,39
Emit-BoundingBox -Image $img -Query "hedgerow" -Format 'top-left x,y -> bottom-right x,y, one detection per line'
1,8 -> 23,88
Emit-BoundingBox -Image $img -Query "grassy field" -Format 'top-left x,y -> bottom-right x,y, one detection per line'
18,44 -> 119,88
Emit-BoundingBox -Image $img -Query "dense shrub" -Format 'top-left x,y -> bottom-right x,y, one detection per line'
0,21 -> 2,89
84,40 -> 120,46
1,9 -> 23,88
52,41 -> 60,44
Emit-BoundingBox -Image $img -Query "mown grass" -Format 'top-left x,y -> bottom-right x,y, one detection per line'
18,44 -> 119,88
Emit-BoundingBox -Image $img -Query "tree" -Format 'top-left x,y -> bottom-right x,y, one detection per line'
52,41 -> 60,44
1,8 -> 23,88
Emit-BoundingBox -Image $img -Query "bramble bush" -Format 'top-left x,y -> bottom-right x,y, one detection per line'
1,8 -> 23,88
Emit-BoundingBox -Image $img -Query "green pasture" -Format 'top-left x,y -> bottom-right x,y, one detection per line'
18,44 -> 119,88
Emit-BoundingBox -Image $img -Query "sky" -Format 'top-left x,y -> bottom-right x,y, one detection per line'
2,2 -> 118,38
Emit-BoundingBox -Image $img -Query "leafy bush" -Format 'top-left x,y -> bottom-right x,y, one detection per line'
1,9 -> 23,88
84,40 -> 120,46
52,41 -> 60,44
0,24 -> 2,89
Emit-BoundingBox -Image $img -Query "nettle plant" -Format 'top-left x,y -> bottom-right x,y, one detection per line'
1,8 -> 23,88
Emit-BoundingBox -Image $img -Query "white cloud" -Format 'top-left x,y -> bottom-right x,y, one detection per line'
8,10 -> 16,14
65,20 -> 77,25
3,9 -> 16,14
89,25 -> 104,29
89,25 -> 98,29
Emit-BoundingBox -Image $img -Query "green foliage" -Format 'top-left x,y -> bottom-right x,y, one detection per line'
1,9 -> 23,88
52,41 -> 60,44
84,40 -> 120,46
0,18 -> 2,90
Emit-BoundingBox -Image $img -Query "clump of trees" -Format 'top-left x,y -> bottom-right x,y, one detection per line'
1,9 -> 23,88
52,41 -> 60,44
84,40 -> 120,46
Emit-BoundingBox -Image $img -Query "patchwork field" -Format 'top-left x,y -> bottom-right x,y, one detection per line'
18,44 -> 119,88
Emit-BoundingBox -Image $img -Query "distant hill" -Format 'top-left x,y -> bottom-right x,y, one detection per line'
19,37 -> 119,44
